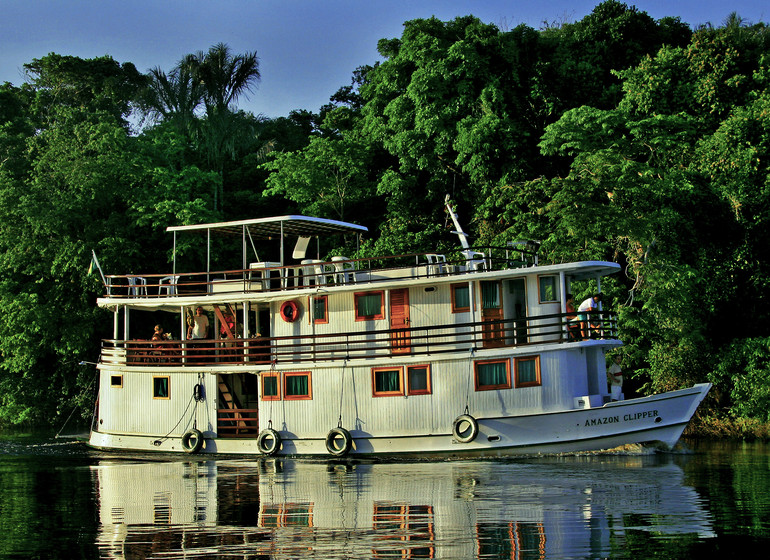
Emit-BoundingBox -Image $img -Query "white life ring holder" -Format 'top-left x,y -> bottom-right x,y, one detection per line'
181,428 -> 204,453
325,427 -> 353,456
256,428 -> 281,456
451,414 -> 479,443
280,300 -> 299,323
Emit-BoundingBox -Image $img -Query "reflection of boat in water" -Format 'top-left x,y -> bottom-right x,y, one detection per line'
93,456 -> 714,559
89,202 -> 710,458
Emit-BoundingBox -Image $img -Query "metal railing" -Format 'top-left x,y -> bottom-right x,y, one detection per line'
100,311 -> 618,368
102,246 -> 541,298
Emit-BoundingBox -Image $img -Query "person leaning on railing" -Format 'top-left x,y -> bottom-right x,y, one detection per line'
565,294 -> 581,340
577,294 -> 602,339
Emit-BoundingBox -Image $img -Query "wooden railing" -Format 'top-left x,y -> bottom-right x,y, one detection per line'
217,408 -> 259,437
100,311 -> 618,368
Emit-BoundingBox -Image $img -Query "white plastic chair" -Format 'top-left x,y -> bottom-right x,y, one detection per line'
331,256 -> 355,284
301,260 -> 326,287
425,254 -> 447,276
463,250 -> 486,272
127,276 -> 147,296
158,275 -> 179,295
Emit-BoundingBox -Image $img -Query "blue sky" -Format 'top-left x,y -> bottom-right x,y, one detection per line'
1,0 -> 767,118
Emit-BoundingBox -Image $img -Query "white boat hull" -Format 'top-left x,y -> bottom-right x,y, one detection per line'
89,383 -> 710,458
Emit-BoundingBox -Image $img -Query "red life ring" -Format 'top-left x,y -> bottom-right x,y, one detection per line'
280,300 -> 299,322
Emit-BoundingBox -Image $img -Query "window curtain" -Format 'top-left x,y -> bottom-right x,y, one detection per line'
313,297 -> 326,321
375,370 -> 400,393
478,361 -> 507,386
285,375 -> 308,396
481,282 -> 500,309
358,293 -> 382,317
517,359 -> 537,384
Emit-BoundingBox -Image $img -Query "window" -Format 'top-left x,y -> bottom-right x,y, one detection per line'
451,283 -> 471,313
474,359 -> 511,391
261,373 -> 280,401
373,367 -> 404,396
284,372 -> 312,400
406,365 -> 431,395
514,356 -> 541,388
481,281 -> 501,309
260,503 -> 314,528
355,291 -> 384,320
309,295 -> 328,324
110,375 -> 123,388
538,275 -> 558,303
153,376 -> 170,399
373,503 -> 435,558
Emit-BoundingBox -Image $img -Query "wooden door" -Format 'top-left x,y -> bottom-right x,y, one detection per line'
390,288 -> 411,354
481,281 -> 505,348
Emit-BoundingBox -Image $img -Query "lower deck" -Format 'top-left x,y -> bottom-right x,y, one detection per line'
93,340 -> 628,451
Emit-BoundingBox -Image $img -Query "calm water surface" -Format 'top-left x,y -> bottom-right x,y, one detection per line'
0,436 -> 768,559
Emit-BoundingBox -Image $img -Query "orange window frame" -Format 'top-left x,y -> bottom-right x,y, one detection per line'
308,295 -> 328,324
450,283 -> 472,313
261,372 -> 280,401
513,355 -> 542,388
355,291 -> 385,321
283,371 -> 312,400
372,366 -> 404,397
473,359 -> 511,391
406,364 -> 432,395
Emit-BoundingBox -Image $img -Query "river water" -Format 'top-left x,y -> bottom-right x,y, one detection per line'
0,436 -> 768,559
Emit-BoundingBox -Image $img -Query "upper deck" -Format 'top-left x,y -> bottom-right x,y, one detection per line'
96,213 -> 618,308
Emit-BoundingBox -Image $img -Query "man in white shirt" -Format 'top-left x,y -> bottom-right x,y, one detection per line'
189,306 -> 209,339
607,355 -> 623,401
577,294 -> 602,338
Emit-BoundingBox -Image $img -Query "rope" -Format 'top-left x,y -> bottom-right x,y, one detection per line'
464,347 -> 475,414
56,366 -> 98,439
337,360 -> 347,428
152,389 -> 197,446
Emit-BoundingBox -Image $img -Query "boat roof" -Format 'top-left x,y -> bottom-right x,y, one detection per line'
166,215 -> 368,238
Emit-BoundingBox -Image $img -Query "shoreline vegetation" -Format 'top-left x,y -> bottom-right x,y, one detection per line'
1,2 -> 769,431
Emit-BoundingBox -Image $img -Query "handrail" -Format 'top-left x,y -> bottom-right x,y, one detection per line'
101,247 -> 541,298
100,311 -> 618,367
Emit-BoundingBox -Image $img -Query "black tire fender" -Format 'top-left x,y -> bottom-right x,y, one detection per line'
181,428 -> 204,453
452,414 -> 479,443
325,427 -> 353,456
256,428 -> 282,456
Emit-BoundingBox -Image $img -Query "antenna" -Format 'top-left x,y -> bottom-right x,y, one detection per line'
444,195 -> 471,249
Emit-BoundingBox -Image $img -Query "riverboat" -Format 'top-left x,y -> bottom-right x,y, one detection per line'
88,201 -> 711,457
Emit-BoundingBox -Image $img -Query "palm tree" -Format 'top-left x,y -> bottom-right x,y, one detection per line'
185,44 -> 262,211
144,43 -> 265,211
187,43 -> 261,114
145,63 -> 204,136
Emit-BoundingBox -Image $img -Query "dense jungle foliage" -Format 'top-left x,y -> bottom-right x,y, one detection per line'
1,2 -> 768,431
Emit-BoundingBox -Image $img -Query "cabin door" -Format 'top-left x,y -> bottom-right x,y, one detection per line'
481,280 -> 505,348
389,288 -> 411,354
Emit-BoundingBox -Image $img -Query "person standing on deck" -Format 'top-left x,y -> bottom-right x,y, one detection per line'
607,355 -> 623,401
187,306 -> 210,362
188,306 -> 209,339
578,293 -> 602,338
